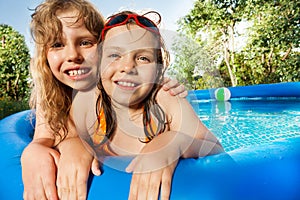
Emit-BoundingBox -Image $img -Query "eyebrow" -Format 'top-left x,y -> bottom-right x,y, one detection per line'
103,46 -> 122,51
103,46 -> 156,54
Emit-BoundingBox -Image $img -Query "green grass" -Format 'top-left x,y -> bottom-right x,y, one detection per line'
0,98 -> 30,120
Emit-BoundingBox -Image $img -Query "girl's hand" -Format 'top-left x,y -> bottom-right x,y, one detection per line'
162,77 -> 187,98
126,132 -> 181,200
56,137 -> 101,200
21,139 -> 60,200
127,160 -> 178,200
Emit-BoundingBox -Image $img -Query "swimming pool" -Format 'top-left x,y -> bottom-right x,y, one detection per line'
0,82 -> 300,199
192,98 -> 300,152
187,82 -> 300,152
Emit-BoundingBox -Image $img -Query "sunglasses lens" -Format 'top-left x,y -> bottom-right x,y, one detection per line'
107,15 -> 128,26
137,16 -> 158,32
137,16 -> 155,27
103,14 -> 159,40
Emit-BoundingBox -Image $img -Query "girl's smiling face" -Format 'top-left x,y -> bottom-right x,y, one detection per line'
46,8 -> 99,91
100,24 -> 160,108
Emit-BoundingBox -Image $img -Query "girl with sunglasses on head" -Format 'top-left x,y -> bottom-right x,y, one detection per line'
72,10 -> 224,200
20,1 -> 187,200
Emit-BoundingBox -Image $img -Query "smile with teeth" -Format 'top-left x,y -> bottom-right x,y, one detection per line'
67,68 -> 89,76
116,81 -> 138,87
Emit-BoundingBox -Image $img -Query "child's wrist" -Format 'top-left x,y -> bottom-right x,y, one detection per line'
56,136 -> 81,151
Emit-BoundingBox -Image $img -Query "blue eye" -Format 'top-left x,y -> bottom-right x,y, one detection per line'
109,53 -> 120,58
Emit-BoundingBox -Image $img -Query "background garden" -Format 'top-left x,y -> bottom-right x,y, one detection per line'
1,0 -> 299,119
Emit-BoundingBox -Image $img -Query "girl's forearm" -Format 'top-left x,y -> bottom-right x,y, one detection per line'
147,131 -> 224,159
180,135 -> 224,158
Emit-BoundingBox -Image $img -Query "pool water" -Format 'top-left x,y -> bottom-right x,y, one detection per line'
190,98 -> 300,152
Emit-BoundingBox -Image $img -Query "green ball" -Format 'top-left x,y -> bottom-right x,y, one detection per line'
215,87 -> 231,101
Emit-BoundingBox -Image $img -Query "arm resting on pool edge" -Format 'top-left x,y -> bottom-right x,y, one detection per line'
88,138 -> 300,200
1,110 -> 300,200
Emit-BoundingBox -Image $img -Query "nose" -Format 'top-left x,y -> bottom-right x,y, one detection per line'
65,44 -> 83,63
120,54 -> 137,74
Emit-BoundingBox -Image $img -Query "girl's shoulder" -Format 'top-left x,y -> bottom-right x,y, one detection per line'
156,89 -> 188,114
157,89 -> 188,105
156,89 -> 195,121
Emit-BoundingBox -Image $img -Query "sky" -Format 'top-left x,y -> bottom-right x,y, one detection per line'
0,0 -> 195,55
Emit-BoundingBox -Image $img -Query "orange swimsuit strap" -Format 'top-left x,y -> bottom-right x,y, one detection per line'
93,108 -> 106,145
93,108 -> 118,156
93,107 -> 160,154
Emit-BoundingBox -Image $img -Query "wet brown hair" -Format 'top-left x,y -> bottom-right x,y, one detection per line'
96,10 -> 170,143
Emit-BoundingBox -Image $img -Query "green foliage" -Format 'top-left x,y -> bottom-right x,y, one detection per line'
171,0 -> 300,88
0,98 -> 29,119
242,0 -> 300,84
0,24 -> 31,101
168,33 -> 224,89
176,0 -> 251,87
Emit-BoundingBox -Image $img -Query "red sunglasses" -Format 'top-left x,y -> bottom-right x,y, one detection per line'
101,13 -> 160,40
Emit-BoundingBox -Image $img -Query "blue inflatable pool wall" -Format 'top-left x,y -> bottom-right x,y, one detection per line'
1,82 -> 300,199
188,81 -> 300,100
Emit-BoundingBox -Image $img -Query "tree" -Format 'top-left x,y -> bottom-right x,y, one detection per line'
168,33 -> 224,90
173,0 -> 299,88
240,0 -> 300,84
178,0 -> 249,87
0,24 -> 31,101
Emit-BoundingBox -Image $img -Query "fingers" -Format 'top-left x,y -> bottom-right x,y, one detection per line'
21,145 -> 59,200
162,78 -> 179,92
56,137 -> 94,200
91,158 -> 101,176
23,176 -> 55,200
162,78 -> 187,97
128,162 -> 177,200
44,149 -> 60,200
57,168 -> 88,200
174,88 -> 188,98
128,171 -> 167,200
57,176 -> 86,200
76,171 -> 89,200
128,174 -> 143,200
50,149 -> 60,166
42,172 -> 59,200
23,172 -> 57,200
147,172 -> 161,200
128,173 -> 139,200
159,168 -> 173,200
168,85 -> 187,97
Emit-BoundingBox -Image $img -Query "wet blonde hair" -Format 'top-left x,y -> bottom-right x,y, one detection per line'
30,0 -> 104,141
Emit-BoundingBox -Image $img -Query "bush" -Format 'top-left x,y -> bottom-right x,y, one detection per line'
0,97 -> 29,119
0,24 -> 31,101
